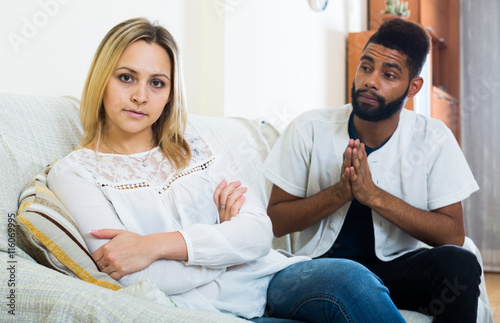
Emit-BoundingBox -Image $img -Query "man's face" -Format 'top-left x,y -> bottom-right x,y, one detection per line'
351,43 -> 411,122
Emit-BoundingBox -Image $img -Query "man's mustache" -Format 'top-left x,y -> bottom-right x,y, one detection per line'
355,89 -> 385,103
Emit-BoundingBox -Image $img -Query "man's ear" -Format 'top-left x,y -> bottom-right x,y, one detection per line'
407,77 -> 424,98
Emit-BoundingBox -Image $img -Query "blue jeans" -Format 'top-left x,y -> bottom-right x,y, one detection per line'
254,258 -> 405,323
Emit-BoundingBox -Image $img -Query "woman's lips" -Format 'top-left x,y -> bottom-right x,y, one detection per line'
124,109 -> 147,119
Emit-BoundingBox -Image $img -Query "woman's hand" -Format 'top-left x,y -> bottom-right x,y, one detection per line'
91,229 -> 158,280
213,180 -> 247,223
90,229 -> 187,280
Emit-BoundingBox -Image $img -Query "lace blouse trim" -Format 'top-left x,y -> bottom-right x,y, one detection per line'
98,158 -> 215,194
159,158 -> 215,194
100,182 -> 150,190
64,133 -> 215,193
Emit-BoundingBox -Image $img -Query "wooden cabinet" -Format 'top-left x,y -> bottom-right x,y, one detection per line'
347,0 -> 461,142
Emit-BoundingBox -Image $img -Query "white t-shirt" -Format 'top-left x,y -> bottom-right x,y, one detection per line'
47,125 -> 308,319
262,104 -> 479,261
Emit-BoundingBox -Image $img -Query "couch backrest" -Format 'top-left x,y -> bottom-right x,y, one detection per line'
188,115 -> 277,205
0,93 -> 82,256
188,115 -> 292,252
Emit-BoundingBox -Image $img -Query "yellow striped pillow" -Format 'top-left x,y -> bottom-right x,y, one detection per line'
17,160 -> 122,291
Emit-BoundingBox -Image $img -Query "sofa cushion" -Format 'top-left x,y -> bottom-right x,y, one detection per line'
2,253 -> 245,322
17,160 -> 122,291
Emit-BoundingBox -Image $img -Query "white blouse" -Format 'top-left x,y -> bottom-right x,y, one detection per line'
47,127 -> 308,319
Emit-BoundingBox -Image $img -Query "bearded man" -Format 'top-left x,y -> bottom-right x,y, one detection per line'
263,18 -> 481,322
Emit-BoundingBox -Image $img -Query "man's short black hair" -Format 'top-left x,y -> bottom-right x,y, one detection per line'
367,18 -> 431,80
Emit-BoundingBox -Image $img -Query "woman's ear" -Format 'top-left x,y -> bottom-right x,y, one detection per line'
407,77 -> 424,98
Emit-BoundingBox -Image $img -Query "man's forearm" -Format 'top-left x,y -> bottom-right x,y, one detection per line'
366,188 -> 465,246
267,183 -> 351,237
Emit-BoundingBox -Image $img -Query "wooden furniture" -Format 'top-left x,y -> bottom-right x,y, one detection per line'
347,0 -> 461,143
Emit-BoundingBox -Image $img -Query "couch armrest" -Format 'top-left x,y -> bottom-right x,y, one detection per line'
461,237 -> 495,323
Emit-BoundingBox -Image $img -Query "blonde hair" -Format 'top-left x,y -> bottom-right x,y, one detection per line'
80,17 -> 191,171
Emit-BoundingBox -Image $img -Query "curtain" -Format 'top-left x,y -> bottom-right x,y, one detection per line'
461,0 -> 500,272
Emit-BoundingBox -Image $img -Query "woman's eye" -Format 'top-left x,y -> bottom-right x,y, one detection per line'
151,80 -> 165,88
119,74 -> 133,82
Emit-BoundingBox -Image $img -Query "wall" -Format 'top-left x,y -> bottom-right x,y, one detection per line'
182,1 -> 225,116
0,0 -> 185,101
0,0 -> 366,121
224,0 -> 367,125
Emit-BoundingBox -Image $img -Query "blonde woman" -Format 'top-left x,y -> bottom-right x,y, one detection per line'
47,18 -> 405,322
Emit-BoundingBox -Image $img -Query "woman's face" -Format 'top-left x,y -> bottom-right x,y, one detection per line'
102,40 -> 172,140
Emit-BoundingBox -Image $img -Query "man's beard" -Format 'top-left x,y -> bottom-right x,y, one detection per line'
350,82 -> 409,122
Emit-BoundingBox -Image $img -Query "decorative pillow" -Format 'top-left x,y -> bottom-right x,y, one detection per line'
16,160 -> 122,291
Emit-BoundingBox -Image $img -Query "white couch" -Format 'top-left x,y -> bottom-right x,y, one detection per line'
0,93 -> 493,322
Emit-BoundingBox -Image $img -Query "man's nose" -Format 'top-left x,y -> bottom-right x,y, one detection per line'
364,73 -> 380,90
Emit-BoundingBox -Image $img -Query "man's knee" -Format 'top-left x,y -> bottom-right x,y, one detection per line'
419,246 -> 481,318
426,245 -> 481,302
430,245 -> 481,279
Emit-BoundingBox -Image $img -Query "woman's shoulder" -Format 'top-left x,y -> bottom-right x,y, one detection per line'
51,148 -> 103,178
55,148 -> 96,166
53,147 -> 84,165
184,130 -> 215,163
48,148 -> 97,186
